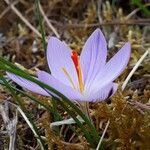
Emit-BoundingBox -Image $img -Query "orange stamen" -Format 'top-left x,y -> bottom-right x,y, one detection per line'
71,51 -> 84,93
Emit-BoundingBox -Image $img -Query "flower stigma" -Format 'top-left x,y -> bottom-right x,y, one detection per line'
62,51 -> 84,93
71,51 -> 84,93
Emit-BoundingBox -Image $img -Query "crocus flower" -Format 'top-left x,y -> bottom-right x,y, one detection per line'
7,29 -> 131,102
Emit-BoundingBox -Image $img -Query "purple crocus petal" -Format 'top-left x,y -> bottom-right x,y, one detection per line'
6,72 -> 49,96
85,83 -> 118,102
101,42 -> 131,83
80,29 -> 107,89
37,70 -> 82,101
47,37 -> 78,88
90,42 -> 131,92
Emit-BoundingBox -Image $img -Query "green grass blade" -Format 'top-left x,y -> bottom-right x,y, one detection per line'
132,0 -> 150,15
51,97 -> 61,121
35,0 -> 47,51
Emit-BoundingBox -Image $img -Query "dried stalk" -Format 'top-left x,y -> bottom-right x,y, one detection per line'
39,3 -> 60,38
50,19 -> 150,28
125,3 -> 150,20
0,0 -> 19,20
3,0 -> 41,38
0,101 -> 18,150
96,120 -> 110,150
122,49 -> 149,90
